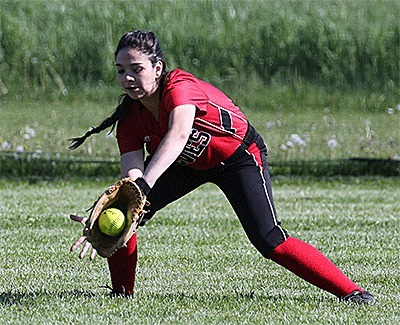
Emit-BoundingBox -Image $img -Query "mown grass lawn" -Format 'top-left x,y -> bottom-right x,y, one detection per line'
0,177 -> 398,324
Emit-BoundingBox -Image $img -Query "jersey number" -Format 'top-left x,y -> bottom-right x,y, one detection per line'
220,108 -> 236,133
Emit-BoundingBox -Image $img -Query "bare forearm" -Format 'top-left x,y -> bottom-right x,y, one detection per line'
138,104 -> 196,188
142,131 -> 187,187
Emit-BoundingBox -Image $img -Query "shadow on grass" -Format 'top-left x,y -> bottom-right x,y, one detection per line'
269,158 -> 400,177
142,290 -> 321,304
0,289 -> 97,306
1,151 -> 399,178
0,288 -> 330,307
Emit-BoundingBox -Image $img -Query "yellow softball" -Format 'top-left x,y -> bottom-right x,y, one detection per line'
98,208 -> 126,237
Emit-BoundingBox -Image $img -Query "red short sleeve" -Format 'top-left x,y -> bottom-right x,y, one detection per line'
116,102 -> 157,155
162,71 -> 208,116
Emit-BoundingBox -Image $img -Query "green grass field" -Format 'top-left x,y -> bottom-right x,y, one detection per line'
0,177 -> 399,324
1,86 -> 399,163
1,0 -> 399,95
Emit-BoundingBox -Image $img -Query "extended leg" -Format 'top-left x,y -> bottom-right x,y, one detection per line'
215,148 -> 374,302
269,236 -> 361,297
107,233 -> 138,296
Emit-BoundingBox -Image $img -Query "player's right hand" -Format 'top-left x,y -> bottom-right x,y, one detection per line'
69,214 -> 97,260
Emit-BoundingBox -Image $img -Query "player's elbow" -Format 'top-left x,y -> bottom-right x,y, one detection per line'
169,125 -> 192,144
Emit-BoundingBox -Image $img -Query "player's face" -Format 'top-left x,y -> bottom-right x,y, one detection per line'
115,47 -> 162,100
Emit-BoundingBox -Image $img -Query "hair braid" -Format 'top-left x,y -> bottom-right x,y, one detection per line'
68,95 -> 133,150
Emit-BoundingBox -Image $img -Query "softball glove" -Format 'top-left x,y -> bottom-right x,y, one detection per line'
81,177 -> 148,258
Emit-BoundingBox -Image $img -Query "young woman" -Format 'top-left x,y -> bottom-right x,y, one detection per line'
69,30 -> 375,304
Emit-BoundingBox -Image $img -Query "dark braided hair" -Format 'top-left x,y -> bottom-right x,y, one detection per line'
68,30 -> 166,150
68,94 -> 133,149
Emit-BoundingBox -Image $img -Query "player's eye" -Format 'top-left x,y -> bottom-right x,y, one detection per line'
132,66 -> 143,73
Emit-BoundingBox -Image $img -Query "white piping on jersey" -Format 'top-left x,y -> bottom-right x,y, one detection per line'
194,100 -> 249,141
208,100 -> 248,123
245,149 -> 288,240
195,118 -> 244,141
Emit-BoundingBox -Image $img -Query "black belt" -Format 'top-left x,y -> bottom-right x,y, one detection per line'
223,124 -> 258,164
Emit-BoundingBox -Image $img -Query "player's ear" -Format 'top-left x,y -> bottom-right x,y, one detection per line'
155,61 -> 163,79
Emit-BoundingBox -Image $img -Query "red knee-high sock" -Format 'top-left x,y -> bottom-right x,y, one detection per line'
107,233 -> 138,295
269,237 -> 362,297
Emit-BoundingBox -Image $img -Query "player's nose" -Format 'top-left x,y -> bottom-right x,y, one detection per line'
124,72 -> 135,81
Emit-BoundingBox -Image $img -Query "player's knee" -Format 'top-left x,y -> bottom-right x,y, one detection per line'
249,226 -> 288,258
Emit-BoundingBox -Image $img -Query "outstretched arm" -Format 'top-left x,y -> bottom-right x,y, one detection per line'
142,104 -> 196,187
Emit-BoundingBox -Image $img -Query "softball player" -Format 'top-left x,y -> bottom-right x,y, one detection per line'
70,30 -> 375,304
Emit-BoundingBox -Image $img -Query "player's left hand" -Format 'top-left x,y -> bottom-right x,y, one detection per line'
69,214 -> 97,260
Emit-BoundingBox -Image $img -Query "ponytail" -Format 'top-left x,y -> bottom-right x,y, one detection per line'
68,94 -> 133,150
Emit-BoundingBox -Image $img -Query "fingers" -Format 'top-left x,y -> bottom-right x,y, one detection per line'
79,241 -> 92,259
70,235 -> 97,260
70,235 -> 87,252
90,248 -> 97,260
70,214 -> 88,226
70,215 -> 96,260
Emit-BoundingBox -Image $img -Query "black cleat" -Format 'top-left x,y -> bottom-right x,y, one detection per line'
342,290 -> 376,305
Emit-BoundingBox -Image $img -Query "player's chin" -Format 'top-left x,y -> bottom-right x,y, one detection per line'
125,89 -> 144,100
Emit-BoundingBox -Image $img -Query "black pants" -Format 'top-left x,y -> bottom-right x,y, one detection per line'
145,131 -> 289,258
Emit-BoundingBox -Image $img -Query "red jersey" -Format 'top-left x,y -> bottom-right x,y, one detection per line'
117,69 -> 249,170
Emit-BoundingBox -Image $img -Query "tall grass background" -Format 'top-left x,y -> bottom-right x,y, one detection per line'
1,0 -> 399,98
0,0 -> 399,172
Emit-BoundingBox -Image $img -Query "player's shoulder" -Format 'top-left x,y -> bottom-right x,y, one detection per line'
165,68 -> 197,84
